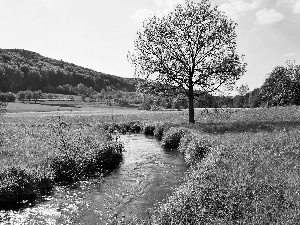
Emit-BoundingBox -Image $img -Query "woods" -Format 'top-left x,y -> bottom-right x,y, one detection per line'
0,49 -> 137,94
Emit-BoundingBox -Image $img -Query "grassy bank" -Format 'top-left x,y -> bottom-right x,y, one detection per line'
0,115 -> 124,209
106,106 -> 300,224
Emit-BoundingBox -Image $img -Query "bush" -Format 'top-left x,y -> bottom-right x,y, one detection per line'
161,127 -> 190,148
95,142 -> 124,172
51,141 -> 124,182
127,121 -> 142,133
179,133 -> 211,166
153,123 -> 173,140
103,121 -> 142,134
50,117 -> 124,182
0,167 -> 52,208
143,123 -> 156,135
0,92 -> 16,102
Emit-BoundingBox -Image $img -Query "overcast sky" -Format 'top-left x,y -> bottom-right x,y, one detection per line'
1,0 -> 299,90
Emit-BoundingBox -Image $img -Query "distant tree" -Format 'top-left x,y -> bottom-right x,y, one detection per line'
32,90 -> 43,103
260,66 -> 294,106
29,70 -> 42,90
20,65 -> 30,88
236,84 -> 249,96
17,91 -> 26,103
0,66 -> 7,92
4,65 -> 24,92
248,88 -> 261,108
74,83 -> 89,95
81,94 -> 87,102
25,90 -> 33,102
172,99 -> 181,110
129,0 -> 246,123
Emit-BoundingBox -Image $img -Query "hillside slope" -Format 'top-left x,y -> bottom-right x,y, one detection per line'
0,49 -> 137,93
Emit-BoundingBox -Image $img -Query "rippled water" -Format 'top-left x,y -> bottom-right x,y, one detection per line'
0,134 -> 187,224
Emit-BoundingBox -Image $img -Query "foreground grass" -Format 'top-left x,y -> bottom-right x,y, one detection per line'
1,106 -> 300,223
0,115 -> 124,208
148,129 -> 300,224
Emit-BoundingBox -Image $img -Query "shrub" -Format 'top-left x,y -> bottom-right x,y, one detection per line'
143,123 -> 156,135
153,123 -> 173,140
179,133 -> 211,166
127,121 -> 142,133
95,142 -> 124,172
49,117 -> 124,182
0,167 -> 52,208
103,121 -> 142,134
161,127 -> 190,148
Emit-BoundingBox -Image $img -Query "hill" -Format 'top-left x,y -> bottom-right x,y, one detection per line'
0,49 -> 137,93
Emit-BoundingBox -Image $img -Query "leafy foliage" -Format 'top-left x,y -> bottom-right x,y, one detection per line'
260,61 -> 300,107
0,167 -> 52,208
161,127 -> 190,148
0,92 -> 16,102
49,117 -> 124,182
129,0 -> 246,122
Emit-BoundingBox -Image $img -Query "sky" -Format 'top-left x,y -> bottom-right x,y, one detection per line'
0,0 -> 299,91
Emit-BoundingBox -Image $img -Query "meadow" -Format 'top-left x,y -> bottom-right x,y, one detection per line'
1,105 -> 300,224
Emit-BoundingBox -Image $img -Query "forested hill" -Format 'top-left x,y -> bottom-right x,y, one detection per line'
0,49 -> 137,93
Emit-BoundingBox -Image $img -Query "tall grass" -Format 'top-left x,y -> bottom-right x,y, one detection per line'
0,115 -> 124,208
151,128 -> 300,224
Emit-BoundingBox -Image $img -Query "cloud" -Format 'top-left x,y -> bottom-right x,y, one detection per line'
219,0 -> 260,20
131,8 -> 154,23
155,0 -> 185,15
131,0 -> 185,23
293,0 -> 300,13
276,0 -> 296,7
277,0 -> 300,13
283,52 -> 296,57
255,8 -> 284,24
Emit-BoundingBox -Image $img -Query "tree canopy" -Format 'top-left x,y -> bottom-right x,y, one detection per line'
260,61 -> 300,106
129,0 -> 246,123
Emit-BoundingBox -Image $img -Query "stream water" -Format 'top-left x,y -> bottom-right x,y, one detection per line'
0,134 -> 187,224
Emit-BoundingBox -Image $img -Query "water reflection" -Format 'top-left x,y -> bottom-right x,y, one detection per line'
0,134 -> 187,224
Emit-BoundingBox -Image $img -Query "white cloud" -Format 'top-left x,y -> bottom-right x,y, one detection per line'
131,0 -> 184,23
255,8 -> 284,24
131,8 -> 154,23
293,0 -> 300,13
155,0 -> 185,15
277,0 -> 300,13
276,0 -> 296,7
283,52 -> 296,57
219,0 -> 260,20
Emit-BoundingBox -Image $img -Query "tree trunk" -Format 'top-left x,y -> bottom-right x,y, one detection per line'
188,78 -> 195,124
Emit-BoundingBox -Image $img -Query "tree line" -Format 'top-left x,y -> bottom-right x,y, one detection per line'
0,49 -> 137,94
138,60 -> 300,110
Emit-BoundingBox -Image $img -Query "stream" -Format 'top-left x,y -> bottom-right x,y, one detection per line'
0,134 -> 187,224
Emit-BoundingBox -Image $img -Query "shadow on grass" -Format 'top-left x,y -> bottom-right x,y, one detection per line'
195,120 -> 300,134
39,103 -> 79,108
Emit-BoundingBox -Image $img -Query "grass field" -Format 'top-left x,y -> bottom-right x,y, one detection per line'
1,105 -> 300,223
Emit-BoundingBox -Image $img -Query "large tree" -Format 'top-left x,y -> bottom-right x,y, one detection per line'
260,61 -> 300,106
129,0 -> 246,123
